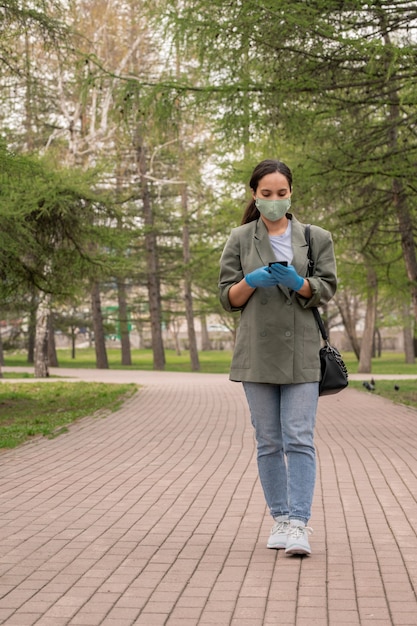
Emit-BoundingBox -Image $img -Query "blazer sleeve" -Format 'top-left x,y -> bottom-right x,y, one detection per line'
297,225 -> 337,309
218,229 -> 245,313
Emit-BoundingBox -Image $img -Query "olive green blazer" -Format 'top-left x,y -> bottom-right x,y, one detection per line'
219,215 -> 337,384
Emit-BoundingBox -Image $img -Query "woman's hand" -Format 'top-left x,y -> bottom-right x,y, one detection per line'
269,264 -> 304,291
245,266 -> 280,288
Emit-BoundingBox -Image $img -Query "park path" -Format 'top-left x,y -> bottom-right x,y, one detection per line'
1,369 -> 417,625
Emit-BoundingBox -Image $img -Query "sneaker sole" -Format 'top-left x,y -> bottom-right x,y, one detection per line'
285,546 -> 311,556
267,542 -> 287,550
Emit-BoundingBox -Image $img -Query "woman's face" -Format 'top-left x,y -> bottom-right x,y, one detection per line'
252,171 -> 292,201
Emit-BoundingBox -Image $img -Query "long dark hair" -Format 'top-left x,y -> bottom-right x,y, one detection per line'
241,159 -> 293,225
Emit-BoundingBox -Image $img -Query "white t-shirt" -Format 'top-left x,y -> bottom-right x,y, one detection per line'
269,220 -> 293,264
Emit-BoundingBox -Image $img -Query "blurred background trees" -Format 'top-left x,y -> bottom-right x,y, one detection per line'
1,0 -> 416,374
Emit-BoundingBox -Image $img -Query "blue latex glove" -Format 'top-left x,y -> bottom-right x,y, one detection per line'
245,266 -> 280,289
269,263 -> 305,291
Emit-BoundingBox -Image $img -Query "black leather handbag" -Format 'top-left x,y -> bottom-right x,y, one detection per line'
305,225 -> 348,396
317,340 -> 349,396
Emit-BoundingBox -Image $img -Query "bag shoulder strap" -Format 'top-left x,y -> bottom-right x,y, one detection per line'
304,224 -> 328,342
304,224 -> 315,277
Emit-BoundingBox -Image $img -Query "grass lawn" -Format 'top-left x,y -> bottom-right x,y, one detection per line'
343,351 -> 417,376
0,382 -> 137,449
4,347 -> 416,375
2,371 -> 33,378
348,379 -> 417,410
4,348 -> 234,373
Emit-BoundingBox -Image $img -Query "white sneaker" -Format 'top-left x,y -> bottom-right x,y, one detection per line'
285,523 -> 313,556
267,517 -> 290,549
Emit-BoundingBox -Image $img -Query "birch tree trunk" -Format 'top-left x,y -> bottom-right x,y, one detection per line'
91,281 -> 109,369
174,48 -> 200,371
34,292 -> 51,378
137,141 -> 165,370
181,182 -> 200,371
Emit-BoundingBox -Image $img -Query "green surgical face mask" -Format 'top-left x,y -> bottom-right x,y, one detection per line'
255,197 -> 291,221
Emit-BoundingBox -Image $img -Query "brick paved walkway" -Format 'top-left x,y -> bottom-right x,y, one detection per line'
1,370 -> 417,625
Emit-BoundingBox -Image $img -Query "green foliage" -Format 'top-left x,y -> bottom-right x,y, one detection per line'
0,147 -> 119,296
164,1 -> 417,214
0,0 -> 70,90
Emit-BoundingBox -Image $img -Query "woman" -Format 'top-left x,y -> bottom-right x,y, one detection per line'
219,159 -> 337,556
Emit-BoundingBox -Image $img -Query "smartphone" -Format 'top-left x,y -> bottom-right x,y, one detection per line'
269,261 -> 288,267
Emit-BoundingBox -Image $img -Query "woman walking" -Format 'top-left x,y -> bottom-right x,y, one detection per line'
219,159 -> 337,556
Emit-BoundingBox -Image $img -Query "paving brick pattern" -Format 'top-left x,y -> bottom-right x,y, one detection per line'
1,370 -> 417,625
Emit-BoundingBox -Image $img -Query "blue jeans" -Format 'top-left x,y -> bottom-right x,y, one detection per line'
243,381 -> 319,525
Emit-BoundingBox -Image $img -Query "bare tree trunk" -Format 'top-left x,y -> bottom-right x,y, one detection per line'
358,266 -> 378,373
174,48 -> 199,371
71,326 -> 77,359
393,178 -> 417,327
0,329 -> 3,377
402,303 -> 415,364
181,182 -> 200,371
135,318 -> 145,349
47,312 -> 59,367
137,141 -> 165,370
27,288 -> 37,364
335,291 -> 361,358
170,320 -> 181,356
382,26 -> 417,331
200,313 -> 211,351
91,281 -> 109,369
34,292 -> 51,378
389,97 -> 417,327
117,278 -> 132,366
374,327 -> 382,358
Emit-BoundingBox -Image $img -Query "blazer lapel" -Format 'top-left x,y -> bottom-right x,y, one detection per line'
253,218 -> 276,265
291,217 -> 310,277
